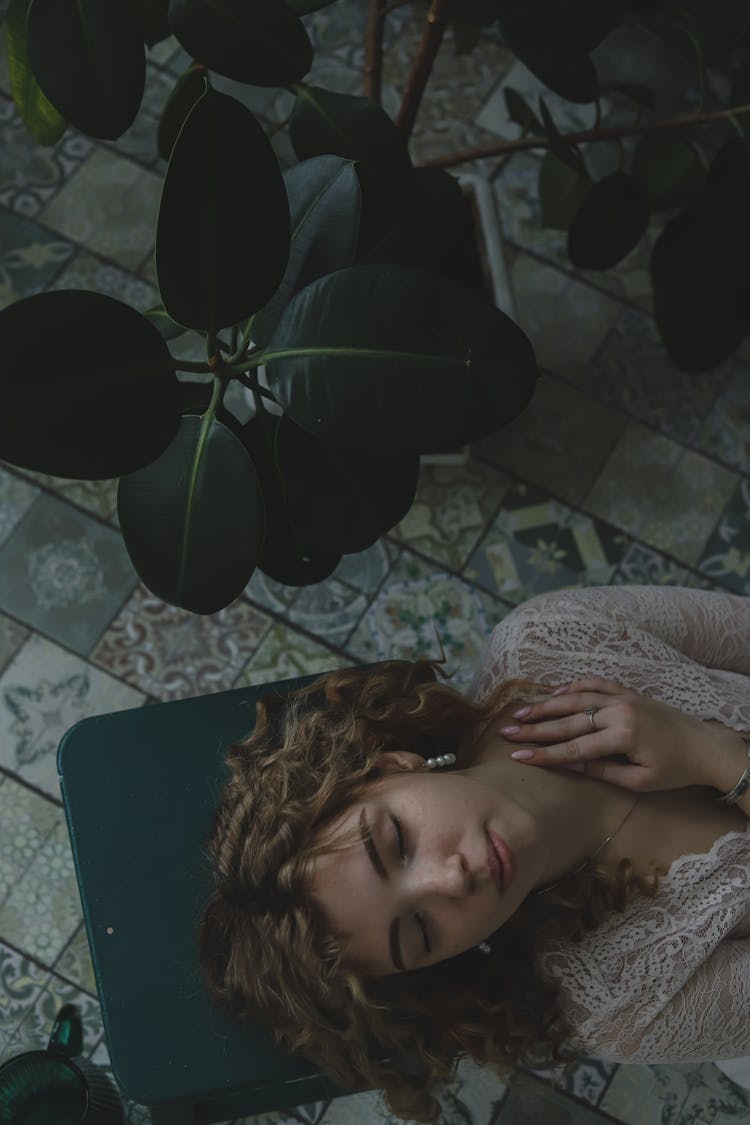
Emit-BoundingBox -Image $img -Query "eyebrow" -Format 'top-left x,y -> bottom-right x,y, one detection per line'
359,809 -> 406,972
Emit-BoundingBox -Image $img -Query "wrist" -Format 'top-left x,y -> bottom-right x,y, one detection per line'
705,727 -> 750,797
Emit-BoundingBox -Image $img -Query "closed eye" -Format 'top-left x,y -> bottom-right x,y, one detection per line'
392,816 -> 431,956
392,815 -> 406,863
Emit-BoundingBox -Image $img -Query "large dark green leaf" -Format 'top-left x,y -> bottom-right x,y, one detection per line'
118,414 -> 265,613
642,0 -> 750,63
127,0 -> 169,45
156,85 -> 291,334
632,133 -> 704,212
7,0 -> 66,145
361,168 -> 488,298
497,0 -> 624,102
567,171 -> 650,269
248,156 -> 360,348
262,266 -> 538,453
242,412 -> 340,585
169,0 -> 312,86
26,0 -> 145,139
498,0 -> 626,54
274,415 -> 420,554
285,0 -> 337,12
157,63 -> 208,161
289,86 -> 413,253
0,290 -> 180,478
143,304 -> 190,341
651,140 -> 750,371
538,99 -> 586,174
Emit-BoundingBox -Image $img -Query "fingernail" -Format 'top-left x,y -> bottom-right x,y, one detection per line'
511,750 -> 535,760
500,725 -> 520,735
513,705 -> 531,719
551,685 -> 569,696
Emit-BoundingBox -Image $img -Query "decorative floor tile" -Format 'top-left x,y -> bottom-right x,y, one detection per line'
333,540 -> 400,596
1,819 -> 83,962
0,613 -> 29,675
698,478 -> 750,595
50,250 -> 159,311
611,543 -> 691,588
244,569 -> 302,616
391,460 -> 512,571
37,147 -> 163,270
600,1061 -> 750,1125
506,254 -> 622,380
10,968 -> 103,1056
577,306 -> 731,446
234,621 -> 351,687
90,584 -> 272,700
286,577 -> 371,647
53,922 -> 97,995
319,1057 -> 507,1124
0,208 -> 74,309
0,777 -> 60,905
0,633 -> 145,795
0,465 -> 38,544
346,549 -> 508,689
0,942 -> 49,1048
465,483 -> 631,603
695,359 -> 750,474
474,374 -> 627,507
12,471 -> 120,521
0,95 -> 94,218
0,492 -> 139,655
585,424 -> 739,566
497,1073 -> 613,1125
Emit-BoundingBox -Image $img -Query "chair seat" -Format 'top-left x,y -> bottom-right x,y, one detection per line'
57,674 -> 341,1124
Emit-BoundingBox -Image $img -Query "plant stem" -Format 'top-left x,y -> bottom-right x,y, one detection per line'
395,0 -> 453,140
364,0 -> 387,102
416,101 -> 750,169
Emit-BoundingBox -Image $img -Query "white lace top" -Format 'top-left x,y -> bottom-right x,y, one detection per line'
469,585 -> 750,1063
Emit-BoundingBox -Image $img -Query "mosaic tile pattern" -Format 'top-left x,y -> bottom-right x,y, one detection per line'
466,481 -> 631,603
2,7 -> 750,1125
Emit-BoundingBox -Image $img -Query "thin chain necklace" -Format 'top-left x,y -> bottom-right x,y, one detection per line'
534,794 -> 641,896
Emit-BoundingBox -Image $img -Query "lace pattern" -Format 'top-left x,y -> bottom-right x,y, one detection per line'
469,586 -> 750,1062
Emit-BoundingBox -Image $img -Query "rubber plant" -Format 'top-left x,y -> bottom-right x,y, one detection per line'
2,0 -> 750,613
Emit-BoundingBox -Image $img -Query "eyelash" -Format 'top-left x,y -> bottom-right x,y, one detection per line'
392,816 -> 432,955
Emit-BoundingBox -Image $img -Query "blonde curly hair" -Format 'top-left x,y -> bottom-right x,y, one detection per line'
197,660 -> 664,1121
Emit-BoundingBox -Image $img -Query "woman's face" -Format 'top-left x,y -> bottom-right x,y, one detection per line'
309,752 -> 543,977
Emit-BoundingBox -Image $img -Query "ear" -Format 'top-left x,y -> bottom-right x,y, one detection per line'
373,751 -> 425,774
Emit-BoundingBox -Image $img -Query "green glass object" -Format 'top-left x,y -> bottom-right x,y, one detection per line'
0,1004 -> 124,1125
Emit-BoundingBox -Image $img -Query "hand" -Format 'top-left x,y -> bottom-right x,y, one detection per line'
500,676 -> 719,793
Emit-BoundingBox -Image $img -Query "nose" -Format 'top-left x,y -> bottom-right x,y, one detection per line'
409,850 -> 472,900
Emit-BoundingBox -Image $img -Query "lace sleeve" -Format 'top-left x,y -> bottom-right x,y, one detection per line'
469,586 -> 750,731
567,937 -> 750,1063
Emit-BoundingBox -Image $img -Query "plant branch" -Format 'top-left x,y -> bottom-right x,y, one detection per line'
395,0 -> 453,140
364,0 -> 387,102
416,101 -> 750,169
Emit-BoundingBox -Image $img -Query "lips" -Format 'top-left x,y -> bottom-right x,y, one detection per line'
487,830 -> 514,893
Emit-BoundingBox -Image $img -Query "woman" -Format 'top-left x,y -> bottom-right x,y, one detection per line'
198,584 -> 750,1121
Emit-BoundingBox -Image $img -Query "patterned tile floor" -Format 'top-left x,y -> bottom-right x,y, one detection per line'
1,5 -> 750,1125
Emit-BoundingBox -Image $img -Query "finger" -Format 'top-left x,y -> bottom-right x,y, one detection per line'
513,748 -> 650,792
501,714 -> 600,742
510,728 -> 619,765
511,691 -> 613,723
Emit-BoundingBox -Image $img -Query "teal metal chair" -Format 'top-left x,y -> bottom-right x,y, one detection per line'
57,673 -> 343,1124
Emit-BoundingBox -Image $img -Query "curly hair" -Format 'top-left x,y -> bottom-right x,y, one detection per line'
197,660 -> 664,1121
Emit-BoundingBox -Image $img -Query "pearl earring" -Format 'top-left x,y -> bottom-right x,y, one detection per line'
477,942 -> 491,955
421,753 -> 456,769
